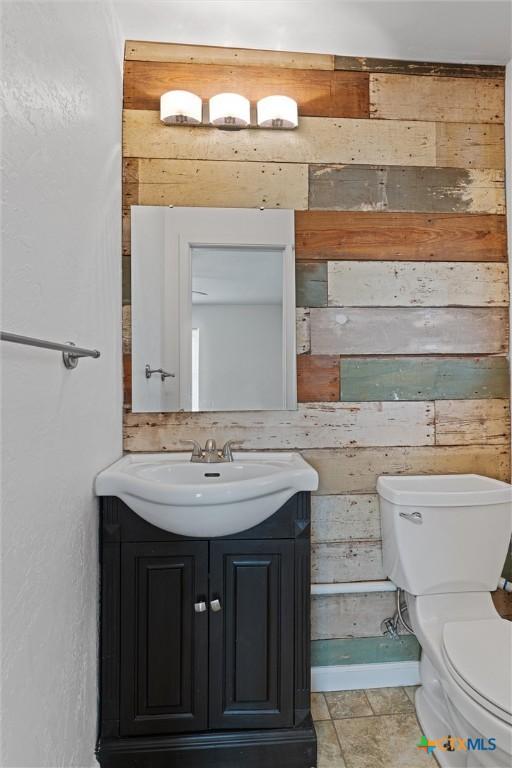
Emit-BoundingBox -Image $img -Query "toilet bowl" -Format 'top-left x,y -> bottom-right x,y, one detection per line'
377,474 -> 512,768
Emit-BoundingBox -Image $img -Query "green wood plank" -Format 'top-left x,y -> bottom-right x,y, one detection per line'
340,357 -> 509,401
296,262 -> 327,307
311,635 -> 421,667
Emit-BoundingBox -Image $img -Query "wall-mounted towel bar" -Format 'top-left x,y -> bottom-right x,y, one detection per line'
0,331 -> 100,370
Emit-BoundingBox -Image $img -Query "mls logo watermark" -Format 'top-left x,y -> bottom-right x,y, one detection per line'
417,735 -> 497,754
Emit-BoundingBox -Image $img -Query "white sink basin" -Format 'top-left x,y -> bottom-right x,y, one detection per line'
95,452 -> 319,537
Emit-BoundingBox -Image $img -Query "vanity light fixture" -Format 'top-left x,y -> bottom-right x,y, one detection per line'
159,90 -> 299,130
209,92 -> 251,129
257,95 -> 298,129
160,90 -> 203,125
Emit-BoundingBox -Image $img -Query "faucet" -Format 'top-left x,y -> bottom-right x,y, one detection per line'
181,439 -> 242,463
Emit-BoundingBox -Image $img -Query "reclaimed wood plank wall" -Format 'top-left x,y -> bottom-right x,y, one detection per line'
122,41 -> 509,655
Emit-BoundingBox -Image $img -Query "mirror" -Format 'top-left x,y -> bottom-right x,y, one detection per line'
131,207 -> 296,413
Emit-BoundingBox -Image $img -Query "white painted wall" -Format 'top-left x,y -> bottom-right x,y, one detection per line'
114,0 -> 511,64
192,304 -> 283,410
1,3 -> 123,766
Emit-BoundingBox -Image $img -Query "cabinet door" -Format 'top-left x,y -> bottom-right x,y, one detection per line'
120,541 -> 208,736
209,540 -> 294,729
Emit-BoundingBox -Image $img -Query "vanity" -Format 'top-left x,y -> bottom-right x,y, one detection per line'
96,205 -> 318,766
95,450 -> 318,768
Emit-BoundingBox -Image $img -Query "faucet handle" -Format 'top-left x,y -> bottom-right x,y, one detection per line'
221,440 -> 244,461
181,439 -> 203,458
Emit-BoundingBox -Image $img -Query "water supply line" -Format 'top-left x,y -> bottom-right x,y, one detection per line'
498,577 -> 512,593
381,588 -> 414,639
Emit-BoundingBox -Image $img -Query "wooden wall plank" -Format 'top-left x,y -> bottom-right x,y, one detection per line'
297,308 -> 311,354
312,494 -> 380,542
339,356 -> 510,402
296,263 -> 327,307
123,157 -> 139,182
135,159 -> 308,209
327,261 -> 509,307
122,305 -> 131,354
297,355 -> 339,402
370,73 -> 504,124
334,56 -> 505,80
295,211 -> 507,263
312,592 -> 396,640
122,256 -> 131,305
125,40 -> 335,70
435,399 -> 510,445
123,354 -> 132,407
312,541 -> 384,582
122,214 -> 131,257
492,589 -> 512,620
308,165 -> 505,215
124,402 -> 434,452
436,123 -> 505,170
122,179 -> 138,256
124,60 -> 369,118
312,635 -> 420,666
123,109 -> 437,167
310,307 -> 508,355
302,446 -> 511,494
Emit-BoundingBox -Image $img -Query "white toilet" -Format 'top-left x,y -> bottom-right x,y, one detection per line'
377,474 -> 512,768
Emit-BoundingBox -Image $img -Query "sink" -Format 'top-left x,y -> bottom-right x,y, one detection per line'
95,452 -> 319,537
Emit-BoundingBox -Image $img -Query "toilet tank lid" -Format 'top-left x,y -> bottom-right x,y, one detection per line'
376,474 -> 512,507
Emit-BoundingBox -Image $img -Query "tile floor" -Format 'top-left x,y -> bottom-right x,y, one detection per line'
313,687 -> 436,767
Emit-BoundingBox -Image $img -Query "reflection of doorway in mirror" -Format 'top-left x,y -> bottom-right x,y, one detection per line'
191,328 -> 200,412
190,246 -> 284,411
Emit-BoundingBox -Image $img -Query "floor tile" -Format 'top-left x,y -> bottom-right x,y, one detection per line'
324,690 -> 373,719
312,692 -> 331,721
334,713 -> 436,768
365,687 -> 415,715
315,720 -> 347,768
403,685 -> 419,704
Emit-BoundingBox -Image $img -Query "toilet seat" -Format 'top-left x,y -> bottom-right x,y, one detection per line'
442,618 -> 512,725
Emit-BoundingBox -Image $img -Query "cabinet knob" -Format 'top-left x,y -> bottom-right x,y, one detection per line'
210,599 -> 222,612
194,601 -> 207,613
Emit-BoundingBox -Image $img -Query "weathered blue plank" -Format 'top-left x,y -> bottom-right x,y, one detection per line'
296,262 -> 327,307
311,635 -> 421,666
340,356 -> 509,401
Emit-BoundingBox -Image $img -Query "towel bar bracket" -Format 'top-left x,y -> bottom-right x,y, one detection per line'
1,331 -> 100,370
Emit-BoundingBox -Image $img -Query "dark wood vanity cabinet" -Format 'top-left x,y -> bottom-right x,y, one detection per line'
97,494 -> 316,768
120,541 -> 209,736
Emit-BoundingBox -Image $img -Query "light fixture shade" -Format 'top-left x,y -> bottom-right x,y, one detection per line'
209,92 -> 250,129
257,95 -> 298,129
160,90 -> 202,125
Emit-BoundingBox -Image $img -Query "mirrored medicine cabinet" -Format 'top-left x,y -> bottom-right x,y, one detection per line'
130,206 -> 296,413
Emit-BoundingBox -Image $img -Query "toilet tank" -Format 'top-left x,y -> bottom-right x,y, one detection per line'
377,474 -> 512,595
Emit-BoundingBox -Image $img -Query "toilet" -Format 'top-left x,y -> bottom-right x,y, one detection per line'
377,474 -> 512,768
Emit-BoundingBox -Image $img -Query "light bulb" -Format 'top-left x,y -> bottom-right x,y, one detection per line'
209,93 -> 250,130
160,90 -> 202,125
257,95 -> 298,129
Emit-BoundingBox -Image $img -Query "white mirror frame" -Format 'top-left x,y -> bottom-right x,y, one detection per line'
132,206 -> 296,413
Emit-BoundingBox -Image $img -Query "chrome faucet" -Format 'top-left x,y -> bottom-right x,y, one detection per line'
181,439 -> 242,463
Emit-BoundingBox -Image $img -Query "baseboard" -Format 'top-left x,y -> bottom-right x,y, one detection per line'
311,660 -> 420,692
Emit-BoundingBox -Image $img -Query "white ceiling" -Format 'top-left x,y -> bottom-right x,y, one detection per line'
114,0 -> 512,65
191,246 -> 283,305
